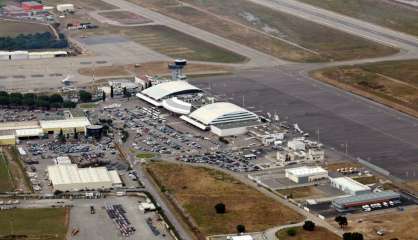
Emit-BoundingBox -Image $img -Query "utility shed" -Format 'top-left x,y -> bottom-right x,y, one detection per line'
285,166 -> 328,183
330,177 -> 371,195
47,164 -> 121,191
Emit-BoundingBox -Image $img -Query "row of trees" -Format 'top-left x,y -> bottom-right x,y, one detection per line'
0,32 -> 68,51
0,91 -> 76,109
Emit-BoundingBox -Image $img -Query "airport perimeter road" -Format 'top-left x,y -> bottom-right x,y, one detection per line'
100,0 -> 286,67
249,0 -> 418,52
191,67 -> 418,181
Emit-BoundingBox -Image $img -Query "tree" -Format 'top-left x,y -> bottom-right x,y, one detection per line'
303,220 -> 315,231
9,92 -> 22,106
73,128 -> 78,139
236,225 -> 245,233
343,232 -> 364,240
102,91 -> 106,102
0,93 -> 9,106
335,216 -> 348,229
50,93 -> 63,105
123,87 -> 127,97
22,93 -> 35,108
110,86 -> 114,98
58,129 -> 66,143
79,90 -> 92,102
214,203 -> 226,214
63,101 -> 76,108
286,228 -> 297,236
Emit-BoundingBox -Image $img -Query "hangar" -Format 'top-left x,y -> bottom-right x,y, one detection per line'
136,81 -> 202,106
47,164 -> 122,191
180,102 -> 259,136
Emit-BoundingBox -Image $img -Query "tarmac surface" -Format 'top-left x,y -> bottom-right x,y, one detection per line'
191,67 -> 418,180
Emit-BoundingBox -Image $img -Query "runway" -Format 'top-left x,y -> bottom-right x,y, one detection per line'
191,68 -> 418,180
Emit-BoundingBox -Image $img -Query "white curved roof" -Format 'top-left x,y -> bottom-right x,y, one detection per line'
141,81 -> 201,100
162,97 -> 192,115
189,102 -> 258,125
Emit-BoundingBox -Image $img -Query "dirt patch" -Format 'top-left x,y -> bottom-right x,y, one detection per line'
337,206 -> 418,239
276,226 -> 340,240
147,162 -> 303,236
277,186 -> 326,200
1,146 -> 32,193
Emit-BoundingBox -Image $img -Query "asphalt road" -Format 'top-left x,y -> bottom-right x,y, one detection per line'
191,67 -> 418,181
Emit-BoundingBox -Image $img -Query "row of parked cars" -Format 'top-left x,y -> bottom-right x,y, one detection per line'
362,200 -> 400,212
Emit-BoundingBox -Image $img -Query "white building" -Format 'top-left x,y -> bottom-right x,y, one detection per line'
47,164 -> 122,191
307,148 -> 325,161
227,236 -> 254,240
285,166 -> 328,183
181,102 -> 259,136
56,3 -> 74,12
287,139 -> 306,151
330,177 -> 371,195
55,156 -> 72,165
136,80 -> 202,107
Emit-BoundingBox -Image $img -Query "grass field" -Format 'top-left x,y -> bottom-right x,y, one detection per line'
99,11 -> 152,25
0,20 -> 52,37
147,162 -> 303,236
298,0 -> 418,37
136,152 -> 155,159
129,0 -> 397,62
0,152 -> 14,192
79,103 -> 97,109
339,207 -> 418,240
277,186 -> 325,199
75,25 -> 247,63
78,61 -> 233,77
276,226 -> 340,240
0,208 -> 68,239
312,60 -> 418,118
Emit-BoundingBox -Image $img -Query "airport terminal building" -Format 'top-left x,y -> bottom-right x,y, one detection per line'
136,80 -> 260,136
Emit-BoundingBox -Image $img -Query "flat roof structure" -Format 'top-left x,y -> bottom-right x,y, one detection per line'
47,164 -> 121,191
40,117 -> 91,130
0,121 -> 40,131
285,166 -> 328,177
15,128 -> 44,138
141,81 -> 201,101
332,191 -> 400,210
188,102 -> 259,126
330,177 -> 371,195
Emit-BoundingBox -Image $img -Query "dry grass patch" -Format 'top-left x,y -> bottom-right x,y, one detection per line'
312,60 -> 418,118
0,20 -> 52,37
98,11 -> 152,25
147,162 -> 303,236
128,0 -> 397,62
276,226 -> 340,240
298,0 -> 418,37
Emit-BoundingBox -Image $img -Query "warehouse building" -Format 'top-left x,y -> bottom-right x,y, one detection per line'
332,191 -> 401,212
285,166 -> 328,183
40,117 -> 91,135
180,102 -> 259,136
330,177 -> 371,195
47,164 -> 122,191
136,81 -> 202,107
